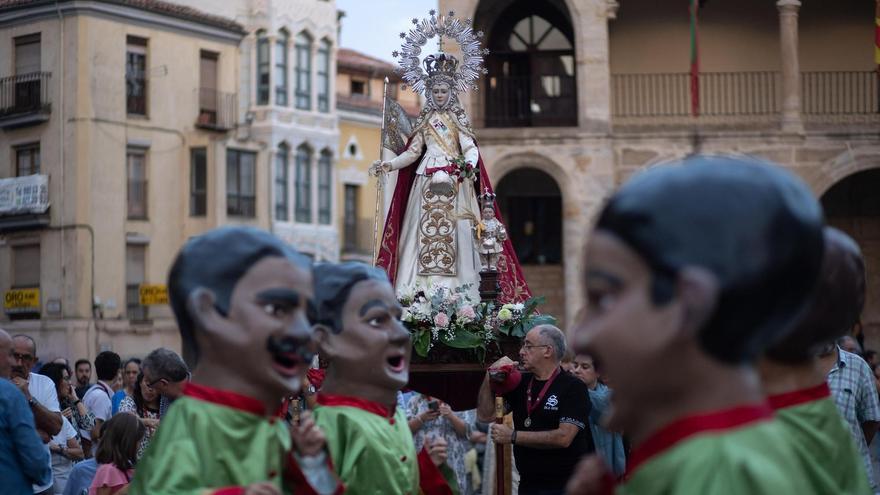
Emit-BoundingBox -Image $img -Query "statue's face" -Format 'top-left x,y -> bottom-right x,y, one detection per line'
431,82 -> 451,108
201,256 -> 315,399
482,207 -> 495,220
324,278 -> 411,393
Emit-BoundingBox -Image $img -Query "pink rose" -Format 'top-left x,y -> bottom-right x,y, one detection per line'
458,306 -> 476,319
434,312 -> 450,328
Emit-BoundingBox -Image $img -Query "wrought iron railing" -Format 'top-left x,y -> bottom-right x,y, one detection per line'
485,75 -> 577,127
0,72 -> 51,117
196,88 -> 237,131
801,71 -> 878,115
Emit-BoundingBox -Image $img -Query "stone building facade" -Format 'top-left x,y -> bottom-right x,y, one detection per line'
440,0 -> 880,343
0,0 -> 255,361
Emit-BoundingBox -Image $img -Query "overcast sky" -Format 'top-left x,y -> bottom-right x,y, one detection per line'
337,0 -> 439,63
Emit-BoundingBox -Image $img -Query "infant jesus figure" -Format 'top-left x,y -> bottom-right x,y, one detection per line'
475,202 -> 507,272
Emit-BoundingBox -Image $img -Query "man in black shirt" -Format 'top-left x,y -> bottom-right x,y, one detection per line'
477,324 -> 593,495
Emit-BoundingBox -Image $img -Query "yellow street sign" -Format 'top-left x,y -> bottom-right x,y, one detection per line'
4,288 -> 40,313
139,284 -> 168,306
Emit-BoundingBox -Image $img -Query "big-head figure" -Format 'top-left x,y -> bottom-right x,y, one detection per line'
131,227 -> 335,495
569,156 -> 825,494
310,262 -> 452,495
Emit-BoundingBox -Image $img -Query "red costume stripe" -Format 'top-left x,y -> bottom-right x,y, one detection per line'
766,382 -> 830,410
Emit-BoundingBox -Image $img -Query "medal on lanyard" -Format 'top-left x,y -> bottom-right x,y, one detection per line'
524,368 -> 560,428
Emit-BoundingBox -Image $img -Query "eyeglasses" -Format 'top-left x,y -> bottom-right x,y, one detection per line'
12,352 -> 34,361
145,377 -> 168,388
521,343 -> 551,351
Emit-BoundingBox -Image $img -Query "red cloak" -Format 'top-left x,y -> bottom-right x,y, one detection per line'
375,140 -> 531,303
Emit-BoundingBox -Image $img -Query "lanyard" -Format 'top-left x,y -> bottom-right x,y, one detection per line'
525,367 -> 561,419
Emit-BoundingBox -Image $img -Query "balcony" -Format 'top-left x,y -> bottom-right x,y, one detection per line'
0,72 -> 51,129
195,88 -> 236,131
485,75 -> 577,128
611,70 -> 879,130
0,174 -> 50,231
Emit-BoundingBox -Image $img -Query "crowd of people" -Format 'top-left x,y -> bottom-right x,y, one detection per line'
1,154 -> 879,494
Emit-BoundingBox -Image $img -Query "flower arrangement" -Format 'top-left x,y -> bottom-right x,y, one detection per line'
399,282 -> 556,363
450,156 -> 477,181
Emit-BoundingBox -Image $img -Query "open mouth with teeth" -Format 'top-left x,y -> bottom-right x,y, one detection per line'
386,354 -> 406,373
267,336 -> 313,379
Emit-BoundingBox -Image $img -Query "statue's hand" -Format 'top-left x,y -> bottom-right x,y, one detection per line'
369,160 -> 391,177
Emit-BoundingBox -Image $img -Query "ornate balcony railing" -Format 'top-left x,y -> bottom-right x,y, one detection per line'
196,88 -> 236,131
485,75 -> 577,128
801,71 -> 878,116
0,72 -> 51,128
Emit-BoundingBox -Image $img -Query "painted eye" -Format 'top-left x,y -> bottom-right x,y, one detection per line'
263,304 -> 288,317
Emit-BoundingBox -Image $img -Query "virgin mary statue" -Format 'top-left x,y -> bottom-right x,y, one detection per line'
372,11 -> 530,304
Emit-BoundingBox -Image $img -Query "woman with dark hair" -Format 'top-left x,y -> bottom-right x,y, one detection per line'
111,358 -> 141,415
89,413 -> 145,495
117,372 -> 160,459
38,363 -> 86,494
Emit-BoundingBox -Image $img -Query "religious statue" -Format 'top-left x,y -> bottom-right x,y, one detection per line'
310,262 -> 456,494
372,10 -> 530,304
130,227 -> 339,495
474,189 -> 507,271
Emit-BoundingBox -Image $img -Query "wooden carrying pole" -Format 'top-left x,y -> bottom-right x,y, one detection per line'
495,396 -> 506,495
371,77 -> 390,265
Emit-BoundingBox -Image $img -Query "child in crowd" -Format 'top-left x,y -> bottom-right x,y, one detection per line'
89,413 -> 145,495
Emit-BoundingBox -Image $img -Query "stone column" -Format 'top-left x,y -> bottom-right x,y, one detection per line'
777,0 -> 803,134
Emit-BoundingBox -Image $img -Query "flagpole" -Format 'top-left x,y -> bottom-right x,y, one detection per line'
372,77 -> 390,266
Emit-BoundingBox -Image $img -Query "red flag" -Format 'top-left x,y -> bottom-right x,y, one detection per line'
690,0 -> 700,117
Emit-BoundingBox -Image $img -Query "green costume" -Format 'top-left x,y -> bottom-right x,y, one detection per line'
313,393 -> 455,495
130,383 -> 331,495
620,405 -> 816,495
767,383 -> 872,495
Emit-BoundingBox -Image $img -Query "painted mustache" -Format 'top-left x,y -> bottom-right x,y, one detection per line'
266,335 -> 314,368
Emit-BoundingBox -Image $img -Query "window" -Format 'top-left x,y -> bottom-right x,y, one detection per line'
14,34 -> 41,112
126,36 -> 148,115
256,31 -> 270,105
275,31 -> 289,106
227,149 -> 256,217
317,40 -> 330,112
126,244 -> 147,320
275,144 -> 289,221
294,145 -> 312,222
127,148 -> 148,220
199,51 -> 219,125
343,185 -> 359,251
317,150 -> 332,224
350,79 -> 366,97
295,32 -> 312,110
190,148 -> 207,216
15,143 -> 40,176
12,244 -> 40,288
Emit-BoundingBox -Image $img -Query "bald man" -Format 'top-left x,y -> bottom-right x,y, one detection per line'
0,329 -> 52,494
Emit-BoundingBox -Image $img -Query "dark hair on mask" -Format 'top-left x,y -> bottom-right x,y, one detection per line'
596,155 -> 824,364
766,227 -> 865,363
312,262 -> 391,333
167,226 -> 311,366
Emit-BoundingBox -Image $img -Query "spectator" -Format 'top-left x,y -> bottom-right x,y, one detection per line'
38,363 -> 86,494
0,329 -> 52,494
866,350 -> 879,369
117,372 -> 160,459
73,360 -> 92,400
407,394 -> 472,494
89,413 -> 145,495
140,348 -> 189,419
111,359 -> 140,415
478,325 -> 593,495
11,334 -> 62,494
820,342 -> 880,492
50,365 -> 96,454
81,352 -> 121,457
571,354 -> 626,477
839,335 -> 863,356
62,458 -> 97,495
